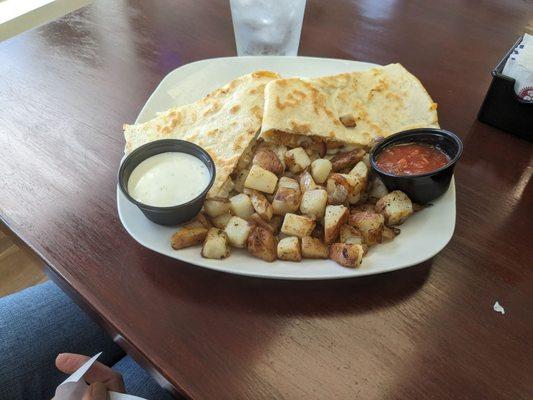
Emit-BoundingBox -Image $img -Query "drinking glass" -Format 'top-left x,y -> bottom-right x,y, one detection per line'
230,0 -> 307,56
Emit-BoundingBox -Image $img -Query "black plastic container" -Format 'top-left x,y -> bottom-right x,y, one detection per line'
118,139 -> 215,226
478,35 -> 532,141
370,128 -> 463,204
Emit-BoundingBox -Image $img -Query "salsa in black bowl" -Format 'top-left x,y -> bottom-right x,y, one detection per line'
369,128 -> 463,204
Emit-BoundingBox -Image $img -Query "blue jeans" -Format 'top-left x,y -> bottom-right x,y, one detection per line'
0,281 -> 174,400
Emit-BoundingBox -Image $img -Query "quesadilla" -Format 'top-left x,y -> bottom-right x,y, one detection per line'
124,71 -> 280,195
260,63 -> 439,148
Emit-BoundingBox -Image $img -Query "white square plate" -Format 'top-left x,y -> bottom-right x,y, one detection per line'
117,56 -> 455,280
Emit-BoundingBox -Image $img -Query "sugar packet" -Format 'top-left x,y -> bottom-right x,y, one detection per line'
502,33 -> 533,102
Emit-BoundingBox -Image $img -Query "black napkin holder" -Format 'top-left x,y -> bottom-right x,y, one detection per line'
478,35 -> 532,141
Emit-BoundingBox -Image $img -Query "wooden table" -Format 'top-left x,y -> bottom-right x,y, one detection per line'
1,0 -> 532,398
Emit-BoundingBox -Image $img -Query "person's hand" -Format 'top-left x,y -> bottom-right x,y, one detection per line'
56,353 -> 125,400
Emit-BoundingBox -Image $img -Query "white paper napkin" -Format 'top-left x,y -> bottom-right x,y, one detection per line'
54,353 -> 147,400
502,33 -> 533,102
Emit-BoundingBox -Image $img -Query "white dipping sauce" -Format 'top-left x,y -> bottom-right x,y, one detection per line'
128,152 -> 210,207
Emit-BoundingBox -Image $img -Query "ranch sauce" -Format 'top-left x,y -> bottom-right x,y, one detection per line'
128,152 -> 210,207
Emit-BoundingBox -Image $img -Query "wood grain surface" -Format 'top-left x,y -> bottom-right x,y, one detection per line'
1,0 -> 532,399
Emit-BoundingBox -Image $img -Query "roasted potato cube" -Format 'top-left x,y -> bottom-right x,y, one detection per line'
351,203 -> 375,213
382,226 -> 401,241
285,147 -> 311,173
277,236 -> 302,261
210,212 -> 232,229
299,170 -> 318,192
331,149 -> 365,171
253,148 -> 284,176
224,216 -> 253,248
300,189 -> 328,219
369,177 -> 389,202
301,236 -> 328,259
247,226 -> 277,262
248,213 -> 282,234
339,225 -> 364,245
324,205 -> 349,244
375,190 -> 413,226
348,211 -> 384,246
304,141 -> 327,158
244,165 -> 278,194
233,169 -> 250,193
310,158 -> 332,184
327,173 -> 353,204
187,212 -> 211,229
278,176 -> 300,191
281,213 -> 316,238
229,193 -> 254,219
204,196 -> 231,218
329,243 -> 364,268
171,224 -> 208,250
247,190 -> 273,221
272,187 -> 301,215
201,228 -> 230,259
349,160 -> 368,180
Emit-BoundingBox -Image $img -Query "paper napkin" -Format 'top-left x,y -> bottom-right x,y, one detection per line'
54,353 -> 147,400
502,33 -> 533,102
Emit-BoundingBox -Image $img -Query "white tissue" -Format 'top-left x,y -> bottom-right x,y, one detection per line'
54,353 -> 147,400
502,33 -> 533,101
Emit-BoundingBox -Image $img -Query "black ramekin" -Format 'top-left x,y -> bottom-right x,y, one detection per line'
369,128 -> 463,204
118,139 -> 215,226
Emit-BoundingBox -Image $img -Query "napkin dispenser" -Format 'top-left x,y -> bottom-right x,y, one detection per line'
478,35 -> 532,141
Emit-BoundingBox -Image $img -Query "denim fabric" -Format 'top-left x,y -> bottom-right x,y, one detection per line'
0,281 -> 174,400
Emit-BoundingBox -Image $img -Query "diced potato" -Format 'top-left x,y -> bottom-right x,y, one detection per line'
278,176 -> 300,191
348,211 -> 384,246
339,225 -> 364,245
244,165 -> 278,194
300,189 -> 328,219
210,212 -> 233,229
382,226 -> 401,241
349,160 -> 368,180
310,158 -> 332,184
375,190 -> 413,226
326,173 -> 353,204
224,216 -> 253,248
331,149 -> 365,171
281,213 -> 316,238
187,212 -> 211,229
351,203 -> 375,213
324,205 -> 349,244
285,147 -> 311,173
329,243 -> 364,268
252,148 -> 284,176
247,190 -> 273,221
299,170 -> 318,192
201,228 -> 230,259
301,236 -> 328,259
269,215 -> 283,234
368,177 -> 389,201
204,196 -> 230,218
233,169 -> 250,193
277,236 -> 302,261
272,187 -> 301,215
304,141 -> 327,159
247,226 -> 277,262
171,224 -> 208,250
229,193 -> 254,219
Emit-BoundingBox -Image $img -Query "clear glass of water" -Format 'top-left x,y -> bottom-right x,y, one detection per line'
230,0 -> 307,56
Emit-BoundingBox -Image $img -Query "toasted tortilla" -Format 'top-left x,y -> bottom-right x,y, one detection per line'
260,63 -> 439,147
124,71 -> 280,195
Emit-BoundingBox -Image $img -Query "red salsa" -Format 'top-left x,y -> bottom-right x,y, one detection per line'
376,143 -> 450,176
